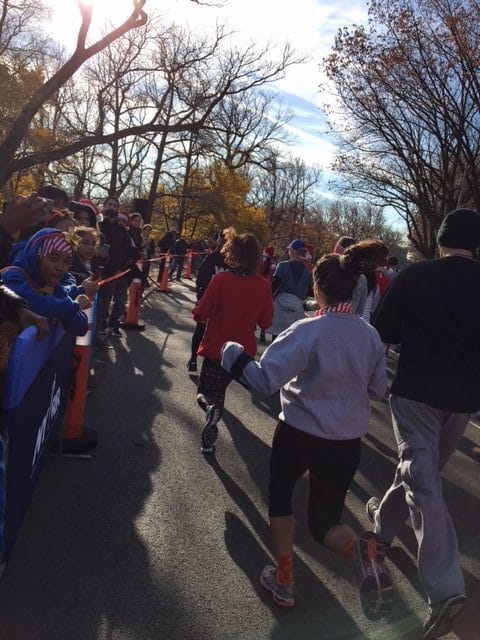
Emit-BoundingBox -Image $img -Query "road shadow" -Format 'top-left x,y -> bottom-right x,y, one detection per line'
203,451 -> 366,640
0,330 -> 190,640
220,406 -> 421,638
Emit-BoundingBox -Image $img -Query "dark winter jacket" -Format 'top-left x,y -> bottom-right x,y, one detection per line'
373,256 -> 480,412
98,218 -> 131,277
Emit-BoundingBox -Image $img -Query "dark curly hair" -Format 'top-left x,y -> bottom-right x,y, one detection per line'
347,239 -> 388,292
221,227 -> 261,275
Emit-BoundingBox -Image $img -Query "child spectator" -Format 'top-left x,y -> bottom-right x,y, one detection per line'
70,199 -> 101,228
221,247 -> 391,615
0,228 -> 91,336
70,226 -> 100,284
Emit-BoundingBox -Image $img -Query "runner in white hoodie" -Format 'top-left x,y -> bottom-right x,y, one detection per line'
222,246 -> 391,617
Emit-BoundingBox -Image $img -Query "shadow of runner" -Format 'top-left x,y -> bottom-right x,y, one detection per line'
223,511 -> 366,640
205,446 -> 367,640
221,400 -> 429,639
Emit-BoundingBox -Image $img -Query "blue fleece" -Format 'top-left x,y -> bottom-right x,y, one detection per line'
1,228 -> 87,336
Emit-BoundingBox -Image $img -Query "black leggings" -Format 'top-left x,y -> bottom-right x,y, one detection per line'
191,322 -> 205,360
197,358 -> 233,409
269,421 -> 361,545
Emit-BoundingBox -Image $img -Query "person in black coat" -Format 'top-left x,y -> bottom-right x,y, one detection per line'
97,209 -> 132,337
169,236 -> 189,281
156,228 -> 177,282
187,232 -> 227,372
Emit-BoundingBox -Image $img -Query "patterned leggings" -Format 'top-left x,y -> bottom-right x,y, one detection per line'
197,358 -> 233,409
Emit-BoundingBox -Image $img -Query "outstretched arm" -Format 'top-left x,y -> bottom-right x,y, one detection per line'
222,326 -> 308,396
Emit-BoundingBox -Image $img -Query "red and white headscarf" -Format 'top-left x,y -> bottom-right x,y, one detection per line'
317,301 -> 354,316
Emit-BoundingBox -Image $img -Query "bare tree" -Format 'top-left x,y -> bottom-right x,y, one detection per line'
323,0 -> 480,257
0,0 -> 49,63
250,151 -> 322,237
0,0 -> 221,188
200,90 -> 293,170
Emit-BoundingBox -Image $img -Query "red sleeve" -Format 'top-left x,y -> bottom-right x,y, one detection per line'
257,281 -> 274,329
192,275 -> 218,322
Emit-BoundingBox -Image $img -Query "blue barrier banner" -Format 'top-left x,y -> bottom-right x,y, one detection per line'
1,323 -> 75,555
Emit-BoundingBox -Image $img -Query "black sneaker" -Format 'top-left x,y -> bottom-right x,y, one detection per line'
201,404 -> 221,453
353,531 -> 393,617
187,358 -> 197,372
423,594 -> 466,639
110,327 -> 123,337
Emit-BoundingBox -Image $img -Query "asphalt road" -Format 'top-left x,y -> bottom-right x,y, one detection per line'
0,278 -> 478,640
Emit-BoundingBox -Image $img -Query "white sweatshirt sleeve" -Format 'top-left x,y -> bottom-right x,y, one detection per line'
222,326 -> 308,396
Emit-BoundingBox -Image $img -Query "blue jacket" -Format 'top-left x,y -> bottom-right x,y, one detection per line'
1,228 -> 88,336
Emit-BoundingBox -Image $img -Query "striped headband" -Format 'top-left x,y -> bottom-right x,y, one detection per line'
35,233 -> 74,258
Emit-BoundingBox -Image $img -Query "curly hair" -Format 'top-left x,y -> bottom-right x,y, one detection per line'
221,227 -> 261,275
353,239 -> 388,266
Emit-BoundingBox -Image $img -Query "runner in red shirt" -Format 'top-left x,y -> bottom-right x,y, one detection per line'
193,229 -> 273,453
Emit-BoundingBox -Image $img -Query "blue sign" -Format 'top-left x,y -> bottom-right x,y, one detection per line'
1,324 -> 75,555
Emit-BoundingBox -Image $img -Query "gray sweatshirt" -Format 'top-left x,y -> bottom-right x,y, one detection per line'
222,313 -> 387,440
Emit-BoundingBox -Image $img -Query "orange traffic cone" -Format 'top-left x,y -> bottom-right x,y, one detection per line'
158,253 -> 171,292
123,261 -> 145,331
184,251 -> 193,279
62,305 -> 97,455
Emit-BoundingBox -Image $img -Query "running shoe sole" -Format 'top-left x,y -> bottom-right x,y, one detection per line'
200,405 -> 221,454
354,532 -> 393,616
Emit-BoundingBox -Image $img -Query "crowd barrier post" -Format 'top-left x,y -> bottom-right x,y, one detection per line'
122,261 -> 145,331
1,323 -> 75,555
62,305 -> 97,456
184,251 -> 193,279
158,253 -> 171,293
